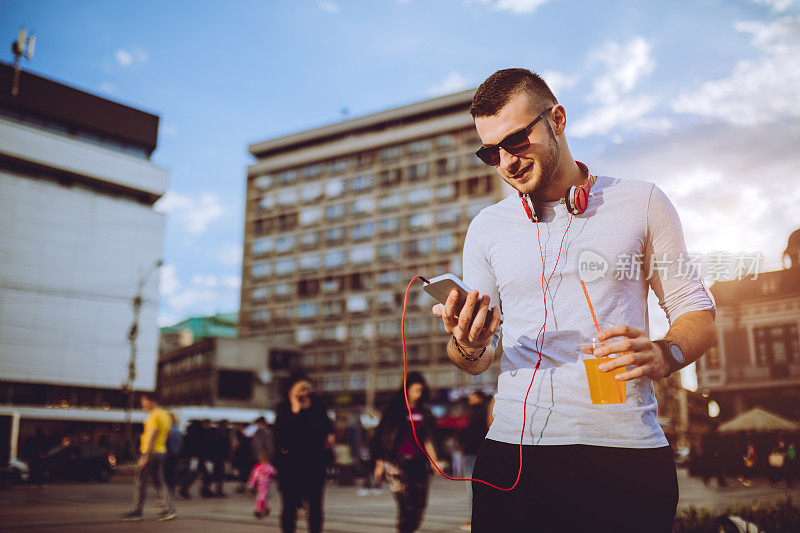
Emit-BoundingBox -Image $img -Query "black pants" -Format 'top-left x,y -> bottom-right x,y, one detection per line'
279,474 -> 324,533
472,440 -> 678,533
385,457 -> 431,533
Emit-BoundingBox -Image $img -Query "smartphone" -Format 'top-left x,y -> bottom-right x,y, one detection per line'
423,273 -> 472,316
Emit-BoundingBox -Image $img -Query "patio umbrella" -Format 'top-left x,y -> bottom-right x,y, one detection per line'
717,406 -> 800,433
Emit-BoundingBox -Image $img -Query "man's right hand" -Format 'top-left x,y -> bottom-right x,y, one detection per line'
432,289 -> 501,354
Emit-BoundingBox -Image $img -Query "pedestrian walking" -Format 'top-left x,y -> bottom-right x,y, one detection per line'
372,372 -> 441,533
738,442 -> 757,487
233,423 -> 254,494
209,420 -> 230,497
274,371 -> 334,533
178,420 -> 202,499
163,413 -> 183,500
768,440 -> 788,487
121,392 -> 176,521
248,453 -> 277,518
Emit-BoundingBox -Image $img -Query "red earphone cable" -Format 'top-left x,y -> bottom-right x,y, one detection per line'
400,213 -> 574,491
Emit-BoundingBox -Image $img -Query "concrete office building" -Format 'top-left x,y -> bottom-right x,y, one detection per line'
696,229 -> 800,421
0,62 -> 167,461
241,90 -> 507,413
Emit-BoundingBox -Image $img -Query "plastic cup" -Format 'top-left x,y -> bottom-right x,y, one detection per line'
578,324 -> 627,405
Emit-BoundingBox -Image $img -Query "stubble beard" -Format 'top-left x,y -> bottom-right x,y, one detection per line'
527,124 -> 561,198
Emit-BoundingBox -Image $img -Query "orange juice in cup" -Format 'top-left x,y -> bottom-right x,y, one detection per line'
578,325 -> 627,405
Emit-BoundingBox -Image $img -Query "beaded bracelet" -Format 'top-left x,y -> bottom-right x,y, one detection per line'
453,336 -> 486,361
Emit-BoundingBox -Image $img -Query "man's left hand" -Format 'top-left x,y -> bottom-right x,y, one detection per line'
593,324 -> 670,381
137,454 -> 150,468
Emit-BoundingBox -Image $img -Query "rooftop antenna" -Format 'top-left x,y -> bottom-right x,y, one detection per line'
11,27 -> 35,97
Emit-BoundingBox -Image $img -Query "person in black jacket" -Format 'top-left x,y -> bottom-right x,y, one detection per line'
372,372 -> 441,533
273,371 -> 334,533
459,390 -> 489,530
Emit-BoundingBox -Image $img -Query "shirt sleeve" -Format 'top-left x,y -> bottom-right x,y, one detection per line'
644,184 -> 716,324
462,216 -> 502,351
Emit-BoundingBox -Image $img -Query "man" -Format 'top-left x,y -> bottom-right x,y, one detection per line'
432,68 -> 717,532
122,392 -> 176,521
273,371 -> 335,533
251,416 -> 274,466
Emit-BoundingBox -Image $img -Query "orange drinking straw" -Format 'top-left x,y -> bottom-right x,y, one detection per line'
580,280 -> 601,336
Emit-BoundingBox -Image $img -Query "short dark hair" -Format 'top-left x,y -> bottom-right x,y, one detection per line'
140,391 -> 160,404
470,68 -> 557,118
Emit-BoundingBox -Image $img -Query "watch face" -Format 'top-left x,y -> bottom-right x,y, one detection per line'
669,344 -> 684,364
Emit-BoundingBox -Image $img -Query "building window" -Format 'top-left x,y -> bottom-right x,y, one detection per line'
407,238 -> 431,257
275,258 -> 295,276
407,186 -> 431,205
379,169 -> 402,187
349,322 -> 374,340
436,156 -> 458,175
377,270 -> 400,286
355,153 -> 374,168
251,286 -> 270,301
325,250 -> 347,268
300,231 -> 320,248
326,227 -> 346,245
381,146 -> 402,162
217,370 -> 254,400
754,324 -> 799,374
255,174 -> 274,190
325,178 -> 346,198
352,173 -> 374,191
351,222 -> 374,240
378,192 -> 402,210
258,194 -> 275,211
704,346 -> 721,370
436,183 -> 456,200
326,203 -> 347,220
436,133 -> 456,149
322,300 -> 345,317
300,207 -> 323,226
436,233 -> 456,252
408,163 -> 429,181
408,139 -> 431,155
320,351 -> 344,366
347,295 -> 369,313
408,212 -> 433,230
299,253 -> 321,271
305,164 -> 323,180
378,242 -> 402,261
322,325 -> 347,341
352,197 -> 375,215
252,237 -> 275,255
298,278 -> 319,297
378,318 -> 400,338
280,170 -> 297,184
322,375 -> 344,392
328,158 -> 349,174
348,373 -> 367,390
296,327 -> 317,345
378,217 -> 400,233
276,235 -> 295,254
405,318 -> 430,336
250,308 -> 270,322
273,282 -> 293,298
303,353 -> 317,367
278,188 -> 298,206
321,277 -> 341,293
252,261 -> 271,278
297,302 -> 319,319
350,245 -> 375,265
272,305 -> 293,320
302,186 -> 323,201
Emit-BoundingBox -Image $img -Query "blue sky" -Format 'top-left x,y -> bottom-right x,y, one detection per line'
3,0 -> 799,352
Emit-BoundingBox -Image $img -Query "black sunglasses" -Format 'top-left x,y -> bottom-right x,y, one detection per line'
475,108 -> 552,166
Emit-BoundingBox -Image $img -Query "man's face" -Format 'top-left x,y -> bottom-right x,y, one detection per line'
289,380 -> 312,409
140,397 -> 154,412
474,92 -> 560,197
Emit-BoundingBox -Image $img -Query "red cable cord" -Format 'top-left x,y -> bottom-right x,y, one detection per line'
400,213 -> 574,491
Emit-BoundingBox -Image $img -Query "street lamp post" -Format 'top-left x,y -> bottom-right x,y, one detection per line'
123,260 -> 162,455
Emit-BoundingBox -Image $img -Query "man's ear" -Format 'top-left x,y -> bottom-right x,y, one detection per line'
551,105 -> 567,136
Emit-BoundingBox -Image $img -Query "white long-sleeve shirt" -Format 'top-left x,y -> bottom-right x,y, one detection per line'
463,176 -> 715,448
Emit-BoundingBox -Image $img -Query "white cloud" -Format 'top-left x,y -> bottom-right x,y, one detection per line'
570,95 -> 662,138
673,17 -> 800,125
115,46 -> 149,67
160,124 -> 178,138
594,119 -> 800,273
159,264 -> 180,296
571,37 -> 660,137
541,70 -> 577,97
155,191 -> 224,235
217,244 -> 243,266
751,0 -> 798,12
222,276 -> 241,290
192,274 -> 218,288
588,37 -> 655,105
429,71 -> 469,96
318,1 -> 340,12
99,81 -> 117,95
472,0 -> 552,14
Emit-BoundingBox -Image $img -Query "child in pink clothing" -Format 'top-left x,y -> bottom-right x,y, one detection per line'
248,454 -> 277,518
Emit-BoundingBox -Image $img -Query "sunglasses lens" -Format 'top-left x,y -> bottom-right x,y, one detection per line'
476,147 -> 500,166
504,131 -> 530,154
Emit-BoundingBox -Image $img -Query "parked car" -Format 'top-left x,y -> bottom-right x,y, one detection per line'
39,445 -> 116,482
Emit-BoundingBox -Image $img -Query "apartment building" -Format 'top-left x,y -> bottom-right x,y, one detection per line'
696,229 -> 800,421
241,90 -> 507,412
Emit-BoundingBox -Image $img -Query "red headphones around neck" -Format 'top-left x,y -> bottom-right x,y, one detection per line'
519,161 -> 593,222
